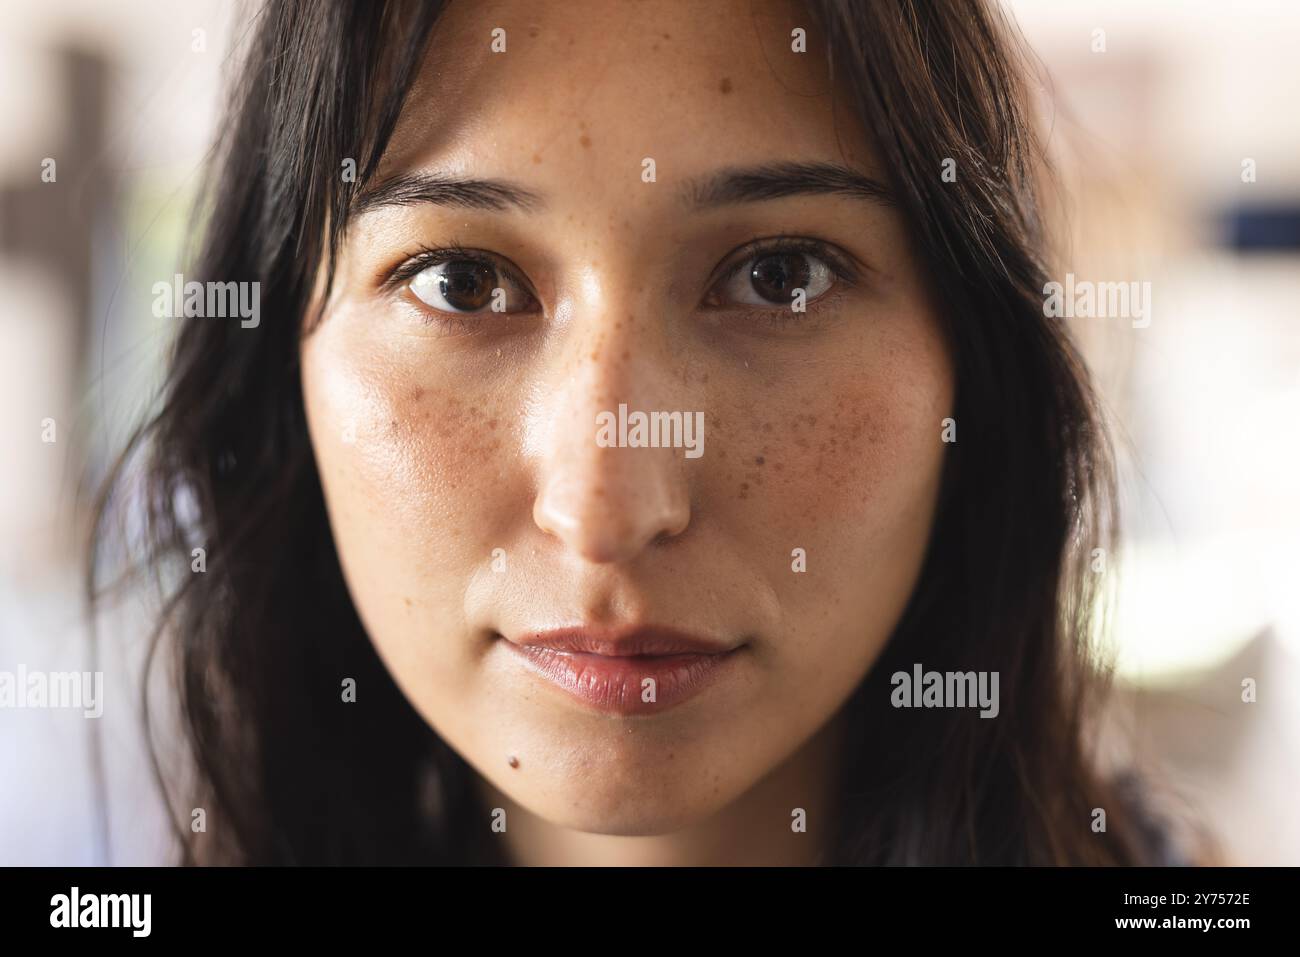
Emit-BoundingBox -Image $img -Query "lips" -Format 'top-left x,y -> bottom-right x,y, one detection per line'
502,626 -> 743,715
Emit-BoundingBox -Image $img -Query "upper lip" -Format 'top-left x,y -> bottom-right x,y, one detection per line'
511,625 -> 737,657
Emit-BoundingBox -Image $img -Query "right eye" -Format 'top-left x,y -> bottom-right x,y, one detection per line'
405,251 -> 536,315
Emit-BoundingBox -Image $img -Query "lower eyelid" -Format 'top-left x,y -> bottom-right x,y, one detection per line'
707,284 -> 853,330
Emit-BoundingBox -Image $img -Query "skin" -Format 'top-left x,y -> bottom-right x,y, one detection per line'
300,0 -> 953,865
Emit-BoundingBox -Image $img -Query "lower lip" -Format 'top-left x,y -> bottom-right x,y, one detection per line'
504,643 -> 740,716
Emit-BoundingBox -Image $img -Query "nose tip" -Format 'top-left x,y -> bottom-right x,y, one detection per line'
533,450 -> 691,564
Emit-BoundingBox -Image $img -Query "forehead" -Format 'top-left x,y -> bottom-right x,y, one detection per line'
376,0 -> 876,192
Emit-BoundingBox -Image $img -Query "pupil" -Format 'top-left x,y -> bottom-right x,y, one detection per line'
440,260 -> 495,310
750,252 -> 811,304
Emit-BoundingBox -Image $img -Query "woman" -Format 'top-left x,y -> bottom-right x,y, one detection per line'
90,0 -> 1184,865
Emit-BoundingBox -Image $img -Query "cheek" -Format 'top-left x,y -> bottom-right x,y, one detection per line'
704,316 -> 952,682
300,330 -> 523,636
712,335 -> 950,555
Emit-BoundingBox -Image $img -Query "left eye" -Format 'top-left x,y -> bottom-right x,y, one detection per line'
713,249 -> 836,307
408,256 -> 533,314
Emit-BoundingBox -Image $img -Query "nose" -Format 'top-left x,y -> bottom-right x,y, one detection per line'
530,313 -> 693,565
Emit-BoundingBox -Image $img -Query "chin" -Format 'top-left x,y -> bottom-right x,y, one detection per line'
530,787 -> 726,837
484,745 -> 741,836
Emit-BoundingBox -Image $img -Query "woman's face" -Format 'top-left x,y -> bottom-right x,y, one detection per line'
301,0 -> 952,840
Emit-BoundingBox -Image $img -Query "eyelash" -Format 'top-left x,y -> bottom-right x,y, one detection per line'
383,236 -> 860,331
385,243 -> 533,299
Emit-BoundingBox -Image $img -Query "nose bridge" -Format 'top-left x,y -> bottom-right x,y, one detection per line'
530,288 -> 693,565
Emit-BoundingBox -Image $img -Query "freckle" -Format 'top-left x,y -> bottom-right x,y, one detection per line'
410,387 -> 425,402
719,77 -> 733,94
579,133 -> 591,149
532,153 -> 543,164
487,418 -> 498,430
662,32 -> 671,39
528,26 -> 539,38
508,755 -> 520,769
389,419 -> 397,429
762,422 -> 772,432
622,349 -> 630,360
755,455 -> 765,465
774,462 -> 784,472
652,42 -> 659,51
403,597 -> 412,608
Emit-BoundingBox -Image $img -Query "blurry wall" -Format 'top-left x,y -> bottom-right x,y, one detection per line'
0,0 -> 237,864
1007,0 -> 1300,864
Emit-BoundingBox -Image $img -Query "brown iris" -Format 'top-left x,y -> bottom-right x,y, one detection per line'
748,252 -> 812,304
436,259 -> 496,311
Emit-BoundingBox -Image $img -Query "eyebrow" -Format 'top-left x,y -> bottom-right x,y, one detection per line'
352,171 -> 545,215
351,160 -> 893,218
683,161 -> 895,209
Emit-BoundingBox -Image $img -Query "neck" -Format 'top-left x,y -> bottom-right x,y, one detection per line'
476,709 -> 847,866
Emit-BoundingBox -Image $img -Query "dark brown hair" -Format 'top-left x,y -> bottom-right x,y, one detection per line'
89,0 -> 1175,865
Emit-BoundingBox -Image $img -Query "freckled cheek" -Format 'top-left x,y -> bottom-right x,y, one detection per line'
710,378 -> 937,533
706,363 -> 948,674
304,349 -> 524,561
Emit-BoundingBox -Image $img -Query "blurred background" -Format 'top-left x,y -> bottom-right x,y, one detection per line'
0,0 -> 1296,864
